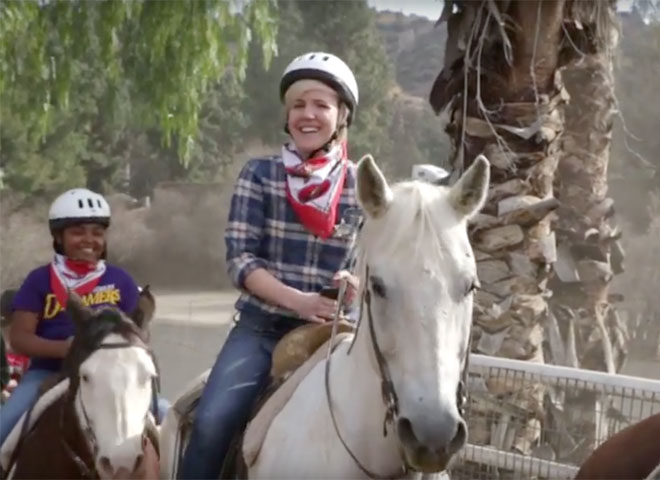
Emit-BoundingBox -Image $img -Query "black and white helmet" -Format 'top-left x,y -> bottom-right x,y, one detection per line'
280,52 -> 359,125
48,188 -> 111,233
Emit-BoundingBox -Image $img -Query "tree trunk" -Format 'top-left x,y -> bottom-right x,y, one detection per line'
430,0 -> 621,474
430,0 -> 566,461
553,15 -> 624,374
549,3 -> 625,461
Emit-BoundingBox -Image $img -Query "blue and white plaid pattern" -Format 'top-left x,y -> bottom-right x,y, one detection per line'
225,156 -> 359,318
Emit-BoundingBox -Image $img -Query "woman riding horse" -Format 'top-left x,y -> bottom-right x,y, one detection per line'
0,188 -> 167,446
178,52 -> 361,479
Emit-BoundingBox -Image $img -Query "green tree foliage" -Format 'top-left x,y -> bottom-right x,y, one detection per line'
0,0 -> 278,163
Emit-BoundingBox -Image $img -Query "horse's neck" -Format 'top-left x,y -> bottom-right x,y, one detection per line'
329,319 -> 401,462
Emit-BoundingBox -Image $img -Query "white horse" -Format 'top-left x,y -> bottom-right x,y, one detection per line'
247,154 -> 490,478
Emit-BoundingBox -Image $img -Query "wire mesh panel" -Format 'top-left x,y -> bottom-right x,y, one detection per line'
450,354 -> 660,480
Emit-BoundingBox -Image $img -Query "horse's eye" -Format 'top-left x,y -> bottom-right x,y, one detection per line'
370,275 -> 387,298
81,373 -> 90,383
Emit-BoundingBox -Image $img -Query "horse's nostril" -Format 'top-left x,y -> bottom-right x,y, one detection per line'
396,417 -> 417,446
99,455 -> 111,471
449,418 -> 467,453
133,453 -> 144,472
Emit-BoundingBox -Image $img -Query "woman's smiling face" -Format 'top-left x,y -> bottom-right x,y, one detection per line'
286,83 -> 341,159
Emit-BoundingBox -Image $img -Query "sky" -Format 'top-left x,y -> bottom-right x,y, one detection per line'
367,0 -> 635,20
367,0 -> 443,20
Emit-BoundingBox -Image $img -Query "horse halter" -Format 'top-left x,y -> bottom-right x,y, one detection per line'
324,264 -> 471,479
61,340 -> 159,479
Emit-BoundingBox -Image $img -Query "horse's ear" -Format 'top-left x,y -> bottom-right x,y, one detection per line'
357,154 -> 393,219
131,285 -> 155,338
66,291 -> 92,326
448,154 -> 490,220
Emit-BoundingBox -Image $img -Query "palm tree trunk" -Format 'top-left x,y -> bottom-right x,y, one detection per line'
430,0 -> 621,471
553,12 -> 624,375
549,3 -> 625,461
430,0 -> 566,459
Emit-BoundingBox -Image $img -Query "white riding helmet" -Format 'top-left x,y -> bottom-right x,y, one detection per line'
412,164 -> 451,185
280,52 -> 359,125
48,188 -> 111,233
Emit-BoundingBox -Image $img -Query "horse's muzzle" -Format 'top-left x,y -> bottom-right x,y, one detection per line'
396,414 -> 467,473
96,435 -> 153,479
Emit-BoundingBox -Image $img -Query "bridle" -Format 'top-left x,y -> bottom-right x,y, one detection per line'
324,264 -> 471,479
60,340 -> 160,479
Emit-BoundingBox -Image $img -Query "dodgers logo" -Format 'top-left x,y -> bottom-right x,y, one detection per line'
43,286 -> 122,319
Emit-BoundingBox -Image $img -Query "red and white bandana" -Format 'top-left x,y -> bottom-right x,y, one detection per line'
282,141 -> 348,238
49,253 -> 106,308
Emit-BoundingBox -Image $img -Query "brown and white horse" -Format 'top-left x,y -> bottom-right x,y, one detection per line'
2,290 -> 160,479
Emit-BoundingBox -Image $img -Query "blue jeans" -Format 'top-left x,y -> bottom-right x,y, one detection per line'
154,397 -> 170,425
178,312 -> 306,480
0,368 -> 52,446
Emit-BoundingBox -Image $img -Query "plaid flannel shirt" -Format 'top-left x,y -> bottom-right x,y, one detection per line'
225,155 -> 360,318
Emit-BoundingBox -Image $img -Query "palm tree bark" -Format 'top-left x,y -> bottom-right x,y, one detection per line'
549,1 -> 625,462
429,0 -> 621,471
552,4 -> 624,375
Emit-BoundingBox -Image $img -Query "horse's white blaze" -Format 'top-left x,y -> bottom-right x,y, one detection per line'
76,333 -> 156,476
249,156 -> 490,477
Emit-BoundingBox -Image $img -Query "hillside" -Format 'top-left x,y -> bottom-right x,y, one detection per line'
375,10 -> 447,99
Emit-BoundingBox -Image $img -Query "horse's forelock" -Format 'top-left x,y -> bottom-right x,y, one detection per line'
358,181 -> 458,275
64,308 -> 146,388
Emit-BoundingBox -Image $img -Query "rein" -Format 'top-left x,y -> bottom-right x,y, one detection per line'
61,340 -> 159,479
323,265 -> 471,479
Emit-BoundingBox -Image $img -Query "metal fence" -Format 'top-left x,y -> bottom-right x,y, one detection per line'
449,354 -> 660,480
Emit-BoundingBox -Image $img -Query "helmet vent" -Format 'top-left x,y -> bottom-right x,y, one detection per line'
87,198 -> 94,208
78,199 -> 84,209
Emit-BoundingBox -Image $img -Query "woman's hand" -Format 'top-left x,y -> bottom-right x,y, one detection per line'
291,291 -> 338,323
333,270 -> 359,306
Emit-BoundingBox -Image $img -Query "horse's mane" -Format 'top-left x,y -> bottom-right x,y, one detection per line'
356,180 -> 461,277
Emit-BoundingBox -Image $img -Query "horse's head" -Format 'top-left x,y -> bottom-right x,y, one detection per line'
356,154 -> 489,472
65,290 -> 157,479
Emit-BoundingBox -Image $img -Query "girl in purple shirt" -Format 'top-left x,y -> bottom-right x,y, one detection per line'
0,188 -> 147,445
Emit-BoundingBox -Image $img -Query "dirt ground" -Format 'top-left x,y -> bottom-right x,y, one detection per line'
150,289 -> 238,400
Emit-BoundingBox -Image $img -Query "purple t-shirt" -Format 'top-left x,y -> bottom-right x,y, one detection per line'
11,264 -> 139,371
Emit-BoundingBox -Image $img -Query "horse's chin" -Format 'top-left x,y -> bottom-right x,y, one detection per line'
400,445 -> 454,474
